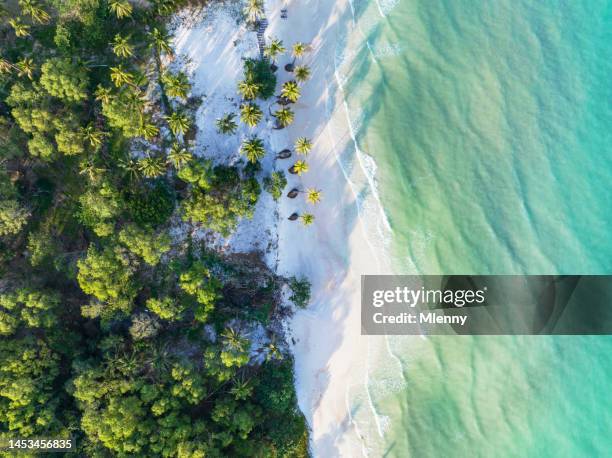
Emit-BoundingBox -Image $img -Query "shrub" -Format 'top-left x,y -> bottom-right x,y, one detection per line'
243,58 -> 276,100
289,277 -> 311,308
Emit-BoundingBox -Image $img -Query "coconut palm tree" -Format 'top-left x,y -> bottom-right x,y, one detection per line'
139,121 -> 159,140
294,137 -> 312,155
216,113 -> 238,135
79,161 -> 107,182
240,137 -> 266,163
16,58 -> 35,79
109,0 -> 132,18
94,85 -> 113,104
273,107 -> 294,128
167,143 -> 193,169
305,188 -> 322,205
285,42 -> 307,72
149,28 -> 173,56
165,111 -> 191,136
0,59 -> 13,75
19,0 -> 50,24
280,81 -> 300,103
237,80 -> 260,101
139,156 -> 166,178
222,327 -> 247,351
82,125 -> 106,148
243,0 -> 264,23
9,19 -> 30,38
264,38 -> 286,70
112,34 -> 133,58
295,65 -> 311,84
162,72 -> 190,99
289,160 -> 309,175
110,66 -> 134,87
119,158 -> 140,180
230,379 -> 253,400
300,213 -> 315,226
240,103 -> 263,128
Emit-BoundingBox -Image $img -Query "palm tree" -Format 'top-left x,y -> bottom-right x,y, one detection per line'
265,342 -> 283,361
139,156 -> 166,178
9,19 -> 30,38
280,81 -> 300,103
167,143 -> 193,169
230,379 -> 253,400
305,188 -> 322,205
243,0 -> 264,23
79,161 -> 107,182
273,107 -> 294,128
95,85 -> 113,104
19,0 -> 50,24
221,327 -> 248,353
165,111 -> 191,136
300,213 -> 315,226
289,160 -> 309,175
82,125 -> 106,148
294,137 -> 312,155
0,59 -> 12,75
139,119 -> 159,140
294,65 -> 311,84
162,72 -> 190,99
240,103 -> 263,128
264,38 -> 285,70
285,42 -> 307,72
240,137 -> 266,163
237,80 -> 260,100
112,34 -> 133,58
110,66 -> 134,87
109,0 -> 132,19
149,28 -> 173,56
16,58 -> 35,79
119,158 -> 140,181
216,113 -> 238,135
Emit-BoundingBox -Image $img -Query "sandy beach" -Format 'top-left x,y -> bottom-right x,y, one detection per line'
171,0 -> 392,454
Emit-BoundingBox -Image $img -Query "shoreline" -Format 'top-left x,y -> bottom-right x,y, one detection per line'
170,0 -> 391,454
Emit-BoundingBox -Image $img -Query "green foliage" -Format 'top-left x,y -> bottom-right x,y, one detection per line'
182,166 -> 261,236
179,261 -> 221,322
289,277 -> 311,308
129,313 -> 161,340
79,181 -> 122,237
263,171 -> 287,201
101,89 -> 144,137
146,296 -> 185,321
118,224 -> 171,266
0,200 -> 30,237
77,245 -> 137,317
243,58 -> 276,100
125,181 -> 175,228
40,58 -> 88,102
0,288 -> 59,335
27,229 -> 57,266
0,3 -> 308,454
0,337 -> 62,436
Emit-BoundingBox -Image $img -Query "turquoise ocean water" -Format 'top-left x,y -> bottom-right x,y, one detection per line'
337,0 -> 612,455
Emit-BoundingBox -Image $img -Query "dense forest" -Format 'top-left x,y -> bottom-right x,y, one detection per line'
0,0 -> 310,455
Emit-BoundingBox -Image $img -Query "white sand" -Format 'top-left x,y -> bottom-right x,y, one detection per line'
171,1 -> 394,455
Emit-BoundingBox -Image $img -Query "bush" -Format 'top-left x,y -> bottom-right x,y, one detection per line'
289,277 -> 311,308
243,58 -> 276,100
263,171 -> 287,201
126,181 -> 175,228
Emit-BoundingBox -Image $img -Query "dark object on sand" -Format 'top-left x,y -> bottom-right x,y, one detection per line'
288,165 -> 298,174
288,212 -> 299,221
285,63 -> 294,72
277,149 -> 292,159
281,9 -> 288,19
287,188 -> 299,198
